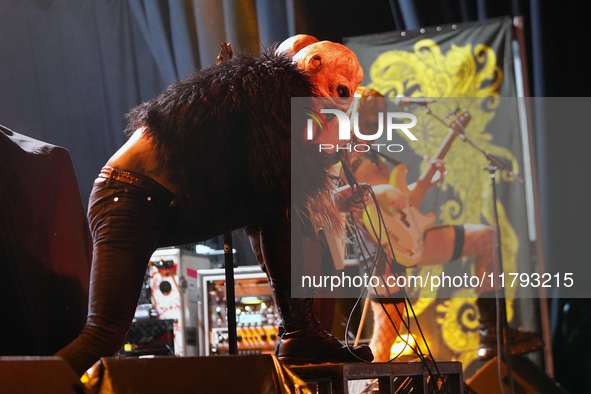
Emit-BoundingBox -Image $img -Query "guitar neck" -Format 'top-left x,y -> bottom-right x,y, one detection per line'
407,129 -> 457,207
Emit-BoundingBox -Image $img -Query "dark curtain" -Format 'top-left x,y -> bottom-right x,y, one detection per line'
0,0 -> 589,388
0,1 -> 164,206
0,0 -> 297,208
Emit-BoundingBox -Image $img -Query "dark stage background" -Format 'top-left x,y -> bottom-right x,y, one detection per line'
0,0 -> 589,391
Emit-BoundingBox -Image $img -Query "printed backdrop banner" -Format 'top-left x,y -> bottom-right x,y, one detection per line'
344,17 -> 537,375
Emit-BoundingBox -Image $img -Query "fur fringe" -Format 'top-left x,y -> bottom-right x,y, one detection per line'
125,49 -> 344,237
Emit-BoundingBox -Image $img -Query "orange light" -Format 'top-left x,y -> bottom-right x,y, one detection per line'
390,333 -> 416,357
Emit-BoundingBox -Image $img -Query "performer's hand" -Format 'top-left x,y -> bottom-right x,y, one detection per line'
371,184 -> 407,212
335,183 -> 371,212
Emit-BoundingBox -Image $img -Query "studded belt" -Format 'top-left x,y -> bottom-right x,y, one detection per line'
98,166 -> 176,205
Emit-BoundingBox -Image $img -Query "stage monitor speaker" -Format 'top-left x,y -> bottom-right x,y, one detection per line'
0,357 -> 86,394
89,355 -> 304,394
467,355 -> 567,394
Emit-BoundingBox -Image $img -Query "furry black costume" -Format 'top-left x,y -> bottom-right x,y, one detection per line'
55,50 -> 371,376
126,50 -> 336,227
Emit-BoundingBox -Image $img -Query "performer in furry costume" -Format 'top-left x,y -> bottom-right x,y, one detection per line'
55,37 -> 371,376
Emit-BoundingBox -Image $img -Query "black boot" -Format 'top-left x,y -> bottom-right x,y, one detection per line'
251,217 -> 373,364
476,295 -> 543,359
273,291 -> 373,364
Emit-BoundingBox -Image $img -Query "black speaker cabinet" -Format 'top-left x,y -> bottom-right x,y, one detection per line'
0,357 -> 86,394
467,356 -> 568,394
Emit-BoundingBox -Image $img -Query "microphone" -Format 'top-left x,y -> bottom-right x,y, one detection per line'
395,95 -> 437,106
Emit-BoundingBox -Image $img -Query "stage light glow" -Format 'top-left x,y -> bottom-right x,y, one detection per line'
390,333 -> 416,357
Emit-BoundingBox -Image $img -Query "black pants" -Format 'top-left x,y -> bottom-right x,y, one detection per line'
56,169 -> 294,376
55,176 -> 196,376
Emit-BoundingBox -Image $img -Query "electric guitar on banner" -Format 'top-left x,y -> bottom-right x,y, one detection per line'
362,109 -> 471,267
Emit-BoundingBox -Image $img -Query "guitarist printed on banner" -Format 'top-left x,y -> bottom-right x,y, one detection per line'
349,87 -> 542,362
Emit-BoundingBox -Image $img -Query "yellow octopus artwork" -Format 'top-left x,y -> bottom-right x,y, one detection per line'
368,38 -> 521,368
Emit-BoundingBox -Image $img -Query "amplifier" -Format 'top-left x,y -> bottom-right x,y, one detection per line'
120,319 -> 175,357
197,266 -> 280,356
120,248 -> 214,358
